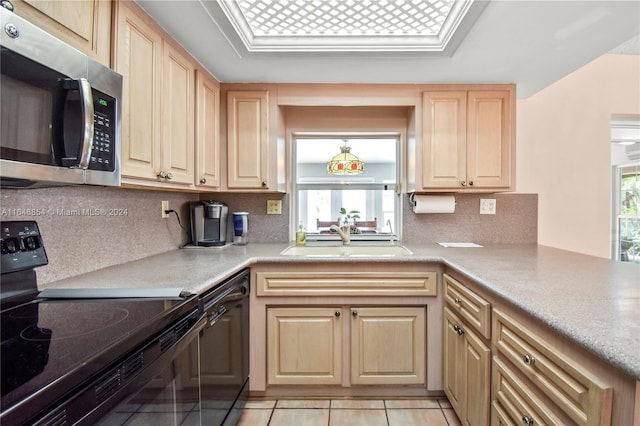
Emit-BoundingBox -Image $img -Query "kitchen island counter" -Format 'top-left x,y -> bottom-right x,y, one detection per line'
41,243 -> 640,380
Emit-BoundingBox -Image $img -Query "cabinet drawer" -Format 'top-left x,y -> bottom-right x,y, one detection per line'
256,271 -> 437,297
493,310 -> 613,425
444,274 -> 490,339
492,356 -> 571,426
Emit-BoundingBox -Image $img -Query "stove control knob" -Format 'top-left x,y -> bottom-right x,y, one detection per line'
2,237 -> 19,253
23,236 -> 39,251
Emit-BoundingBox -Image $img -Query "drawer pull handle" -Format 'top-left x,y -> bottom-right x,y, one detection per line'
454,297 -> 461,304
522,415 -> 535,425
523,354 -> 536,365
335,311 -> 341,318
453,324 -> 464,335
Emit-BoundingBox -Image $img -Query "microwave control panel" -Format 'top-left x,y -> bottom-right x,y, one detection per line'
89,91 -> 116,172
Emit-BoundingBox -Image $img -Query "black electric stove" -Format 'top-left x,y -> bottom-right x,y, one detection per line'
0,221 -> 199,425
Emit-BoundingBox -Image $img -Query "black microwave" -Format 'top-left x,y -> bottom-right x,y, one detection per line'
0,7 -> 122,188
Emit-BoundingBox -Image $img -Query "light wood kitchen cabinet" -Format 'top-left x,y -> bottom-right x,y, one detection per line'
420,88 -> 514,191
444,273 -> 491,339
266,306 -> 425,387
267,307 -> 343,385
10,0 -> 112,65
226,91 -> 270,190
350,306 -> 425,385
492,309 -> 613,426
195,69 -> 221,189
251,262 -> 442,395
222,85 -> 286,192
114,1 -> 195,188
444,307 -> 490,426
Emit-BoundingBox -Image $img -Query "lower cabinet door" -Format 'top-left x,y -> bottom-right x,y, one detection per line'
266,307 -> 342,385
350,307 -> 425,385
444,307 -> 490,426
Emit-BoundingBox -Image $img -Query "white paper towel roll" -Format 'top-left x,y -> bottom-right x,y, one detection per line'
412,195 -> 456,213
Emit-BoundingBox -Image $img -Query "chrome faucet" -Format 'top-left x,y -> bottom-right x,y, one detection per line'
386,219 -> 395,245
329,224 -> 351,245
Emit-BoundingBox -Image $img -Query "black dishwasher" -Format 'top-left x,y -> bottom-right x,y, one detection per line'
199,269 -> 250,426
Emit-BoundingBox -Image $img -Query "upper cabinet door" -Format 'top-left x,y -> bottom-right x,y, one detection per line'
419,87 -> 514,191
114,2 -> 162,182
227,91 -> 269,189
195,70 -> 221,189
466,91 -> 512,189
422,91 -> 467,188
161,41 -> 194,185
12,0 -> 112,65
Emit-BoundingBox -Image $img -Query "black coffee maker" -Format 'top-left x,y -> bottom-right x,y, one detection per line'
189,201 -> 228,246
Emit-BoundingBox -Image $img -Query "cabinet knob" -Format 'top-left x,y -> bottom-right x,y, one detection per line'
166,172 -> 173,180
1,1 -> 15,13
352,310 -> 358,317
200,178 -> 207,184
460,181 -> 467,186
454,297 -> 461,305
261,181 -> 267,187
453,324 -> 464,335
469,181 -> 474,186
523,354 -> 536,365
157,171 -> 166,179
522,415 -> 535,425
335,311 -> 341,317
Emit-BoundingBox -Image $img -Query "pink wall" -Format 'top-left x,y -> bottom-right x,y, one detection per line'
516,54 -> 640,258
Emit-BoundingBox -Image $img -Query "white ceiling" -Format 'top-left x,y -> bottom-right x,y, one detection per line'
136,0 -> 640,99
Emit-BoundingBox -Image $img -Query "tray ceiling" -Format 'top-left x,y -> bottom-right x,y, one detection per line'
136,0 -> 640,99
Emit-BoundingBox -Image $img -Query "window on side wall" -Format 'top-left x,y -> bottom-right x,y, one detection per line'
293,134 -> 399,242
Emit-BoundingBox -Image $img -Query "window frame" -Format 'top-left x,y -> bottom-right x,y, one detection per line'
291,132 -> 402,243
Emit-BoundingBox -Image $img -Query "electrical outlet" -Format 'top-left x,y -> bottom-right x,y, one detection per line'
162,200 -> 170,218
480,198 -> 496,215
266,200 -> 282,215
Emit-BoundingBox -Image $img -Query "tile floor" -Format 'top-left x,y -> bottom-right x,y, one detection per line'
238,398 -> 462,426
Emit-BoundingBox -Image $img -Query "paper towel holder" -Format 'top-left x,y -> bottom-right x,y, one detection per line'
409,193 -> 457,214
409,192 -> 457,205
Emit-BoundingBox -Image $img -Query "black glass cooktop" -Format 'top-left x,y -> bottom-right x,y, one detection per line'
0,294 -> 198,422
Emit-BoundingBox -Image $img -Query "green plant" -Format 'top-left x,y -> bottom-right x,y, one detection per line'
339,208 -> 361,233
339,208 -> 360,223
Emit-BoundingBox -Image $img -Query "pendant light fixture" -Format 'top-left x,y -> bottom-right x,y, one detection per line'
327,140 -> 364,175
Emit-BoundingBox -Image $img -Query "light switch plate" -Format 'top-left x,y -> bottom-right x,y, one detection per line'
480,199 -> 496,215
267,200 -> 282,215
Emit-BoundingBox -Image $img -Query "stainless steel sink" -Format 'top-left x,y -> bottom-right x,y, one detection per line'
280,245 -> 412,257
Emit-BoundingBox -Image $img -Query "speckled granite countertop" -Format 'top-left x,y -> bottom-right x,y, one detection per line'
41,243 -> 640,379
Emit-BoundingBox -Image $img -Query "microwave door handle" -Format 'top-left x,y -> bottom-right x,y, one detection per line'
76,79 -> 94,169
52,78 -> 94,168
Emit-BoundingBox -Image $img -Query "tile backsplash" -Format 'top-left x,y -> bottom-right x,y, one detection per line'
1,186 -> 198,284
1,186 -> 536,284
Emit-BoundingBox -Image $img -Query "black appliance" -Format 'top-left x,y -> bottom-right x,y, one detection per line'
199,269 -> 250,425
0,8 -> 122,188
0,221 -> 203,425
190,201 -> 229,246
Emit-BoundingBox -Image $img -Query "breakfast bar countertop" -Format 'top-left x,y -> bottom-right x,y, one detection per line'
41,242 -> 640,379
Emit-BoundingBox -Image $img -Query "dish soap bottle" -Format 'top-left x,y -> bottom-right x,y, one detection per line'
296,222 -> 307,246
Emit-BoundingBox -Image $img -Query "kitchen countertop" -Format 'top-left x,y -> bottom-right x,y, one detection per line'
41,242 -> 640,379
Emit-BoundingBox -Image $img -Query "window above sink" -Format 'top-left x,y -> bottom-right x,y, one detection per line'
293,133 -> 400,243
